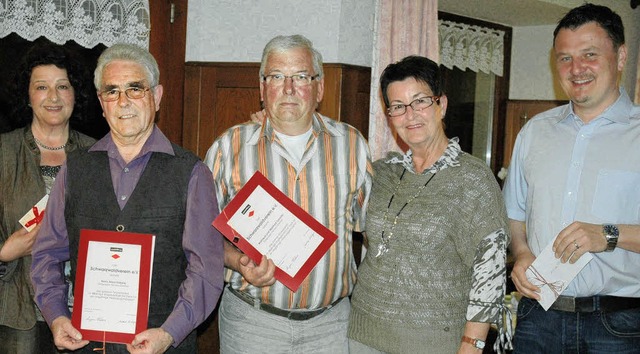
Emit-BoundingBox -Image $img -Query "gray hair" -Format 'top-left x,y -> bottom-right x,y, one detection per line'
259,35 -> 324,79
94,43 -> 160,90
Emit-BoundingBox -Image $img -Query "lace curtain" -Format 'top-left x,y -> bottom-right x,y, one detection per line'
439,20 -> 504,76
0,0 -> 150,48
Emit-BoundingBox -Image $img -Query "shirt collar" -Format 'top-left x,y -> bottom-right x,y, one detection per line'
89,125 -> 174,157
246,112 -> 340,145
384,137 -> 462,174
557,87 -> 633,125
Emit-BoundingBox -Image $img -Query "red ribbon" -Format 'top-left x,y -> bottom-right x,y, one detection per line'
24,206 -> 45,228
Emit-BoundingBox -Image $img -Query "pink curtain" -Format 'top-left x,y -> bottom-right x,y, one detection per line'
368,0 -> 439,160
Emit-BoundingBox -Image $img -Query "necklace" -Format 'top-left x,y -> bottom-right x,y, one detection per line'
376,169 -> 436,257
34,137 -> 67,151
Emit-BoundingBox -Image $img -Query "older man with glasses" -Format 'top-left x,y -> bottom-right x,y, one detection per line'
204,34 -> 372,353
31,43 -> 224,354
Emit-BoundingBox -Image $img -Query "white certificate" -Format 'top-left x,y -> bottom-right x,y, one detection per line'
81,241 -> 142,333
213,171 -> 338,291
228,186 -> 323,277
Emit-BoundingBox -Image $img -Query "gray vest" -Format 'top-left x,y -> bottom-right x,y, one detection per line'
65,145 -> 198,353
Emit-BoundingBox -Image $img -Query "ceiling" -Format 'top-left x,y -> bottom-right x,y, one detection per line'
438,0 -> 582,27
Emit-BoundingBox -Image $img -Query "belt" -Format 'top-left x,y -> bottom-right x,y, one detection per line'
227,286 -> 343,321
550,295 -> 640,313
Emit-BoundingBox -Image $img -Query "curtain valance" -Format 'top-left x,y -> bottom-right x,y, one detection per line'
0,0 -> 150,48
439,19 -> 504,76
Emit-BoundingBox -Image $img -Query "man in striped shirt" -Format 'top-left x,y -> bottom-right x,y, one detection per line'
204,34 -> 372,353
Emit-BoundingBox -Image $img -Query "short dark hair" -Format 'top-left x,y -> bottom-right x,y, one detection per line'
10,39 -> 89,128
380,55 -> 443,108
553,3 -> 625,50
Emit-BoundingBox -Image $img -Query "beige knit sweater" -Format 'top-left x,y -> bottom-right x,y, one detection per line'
348,149 -> 509,354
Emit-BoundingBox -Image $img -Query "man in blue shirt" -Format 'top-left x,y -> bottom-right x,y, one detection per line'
504,3 -> 640,353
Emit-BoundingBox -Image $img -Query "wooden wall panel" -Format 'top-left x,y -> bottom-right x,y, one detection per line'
216,87 -> 261,133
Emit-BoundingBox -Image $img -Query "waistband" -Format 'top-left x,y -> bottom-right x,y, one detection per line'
549,295 -> 640,313
227,286 -> 343,321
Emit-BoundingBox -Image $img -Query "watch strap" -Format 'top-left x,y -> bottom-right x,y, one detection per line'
461,335 -> 485,350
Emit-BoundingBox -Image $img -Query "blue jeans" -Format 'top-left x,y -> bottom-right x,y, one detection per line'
218,288 -> 350,354
514,297 -> 640,354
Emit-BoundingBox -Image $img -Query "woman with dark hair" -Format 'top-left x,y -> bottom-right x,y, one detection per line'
348,56 -> 510,354
0,40 -> 95,353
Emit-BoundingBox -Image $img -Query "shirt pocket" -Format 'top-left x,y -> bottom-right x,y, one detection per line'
592,169 -> 640,224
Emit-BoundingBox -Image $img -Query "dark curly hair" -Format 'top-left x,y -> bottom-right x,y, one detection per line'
10,39 -> 90,128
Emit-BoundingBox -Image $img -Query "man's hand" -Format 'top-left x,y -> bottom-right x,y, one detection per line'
553,221 -> 605,263
510,250 -> 540,300
127,327 -> 173,354
50,316 -> 89,351
238,254 -> 277,287
224,242 -> 276,287
0,224 -> 41,262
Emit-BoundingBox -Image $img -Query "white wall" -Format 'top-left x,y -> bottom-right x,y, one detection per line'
509,25 -> 568,100
186,1 -> 638,100
185,0 -> 375,66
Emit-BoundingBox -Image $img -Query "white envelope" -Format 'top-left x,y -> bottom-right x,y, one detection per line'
525,240 -> 593,310
19,195 -> 49,232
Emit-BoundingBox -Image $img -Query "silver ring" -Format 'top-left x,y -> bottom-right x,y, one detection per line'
574,241 -> 580,249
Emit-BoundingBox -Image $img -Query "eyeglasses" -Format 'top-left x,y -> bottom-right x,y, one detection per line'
262,73 -> 319,87
99,87 -> 150,102
387,96 -> 440,117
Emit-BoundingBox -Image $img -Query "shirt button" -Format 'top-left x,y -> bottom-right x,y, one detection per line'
121,195 -> 127,201
124,167 -> 129,173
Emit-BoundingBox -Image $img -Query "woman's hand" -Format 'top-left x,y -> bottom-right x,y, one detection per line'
0,224 -> 41,262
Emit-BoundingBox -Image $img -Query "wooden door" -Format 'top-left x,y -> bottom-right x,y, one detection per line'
149,0 -> 188,146
503,100 -> 566,167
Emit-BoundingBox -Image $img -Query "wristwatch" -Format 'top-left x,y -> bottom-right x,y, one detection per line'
461,335 -> 486,350
603,224 -> 619,252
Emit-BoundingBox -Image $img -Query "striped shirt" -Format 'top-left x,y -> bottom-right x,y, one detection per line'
205,113 -> 373,310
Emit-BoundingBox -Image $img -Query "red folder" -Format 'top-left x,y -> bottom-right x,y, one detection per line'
72,229 -> 155,344
213,171 -> 338,292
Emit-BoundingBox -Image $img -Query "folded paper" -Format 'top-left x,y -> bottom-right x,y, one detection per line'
19,194 -> 49,231
525,240 -> 593,310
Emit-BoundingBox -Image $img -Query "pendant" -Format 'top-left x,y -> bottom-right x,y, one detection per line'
375,243 -> 388,257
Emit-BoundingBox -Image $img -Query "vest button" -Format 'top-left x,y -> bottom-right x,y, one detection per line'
116,224 -> 125,232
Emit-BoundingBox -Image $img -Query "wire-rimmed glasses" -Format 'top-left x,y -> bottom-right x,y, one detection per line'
262,73 -> 319,87
387,96 -> 440,117
99,87 -> 151,102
